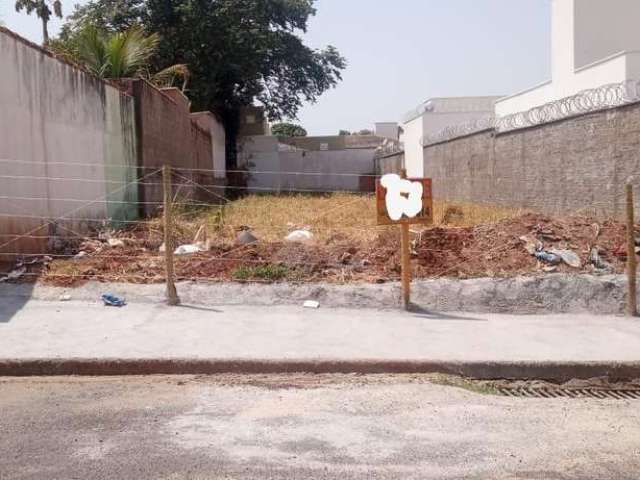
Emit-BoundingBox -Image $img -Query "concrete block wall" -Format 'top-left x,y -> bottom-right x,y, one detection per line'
423,102 -> 640,219
375,151 -> 404,176
0,27 -> 138,256
238,136 -> 377,193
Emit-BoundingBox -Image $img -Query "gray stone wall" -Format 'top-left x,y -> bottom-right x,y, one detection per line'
423,103 -> 640,219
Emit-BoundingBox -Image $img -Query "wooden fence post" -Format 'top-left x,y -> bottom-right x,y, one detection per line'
163,165 -> 180,306
400,168 -> 411,310
626,183 -> 637,317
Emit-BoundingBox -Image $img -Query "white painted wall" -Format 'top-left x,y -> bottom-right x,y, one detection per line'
574,0 -> 640,69
401,116 -> 424,177
0,28 -> 138,255
496,0 -> 640,117
401,97 -> 499,177
238,136 -> 376,192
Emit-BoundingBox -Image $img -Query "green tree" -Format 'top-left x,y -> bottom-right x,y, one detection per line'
15,0 -> 62,44
338,130 -> 351,136
271,122 -> 307,137
60,0 -> 145,35
59,0 -> 346,168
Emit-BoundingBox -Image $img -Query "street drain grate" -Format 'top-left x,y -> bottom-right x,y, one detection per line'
497,387 -> 640,400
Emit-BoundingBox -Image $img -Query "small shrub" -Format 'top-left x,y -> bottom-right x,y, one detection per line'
232,264 -> 290,281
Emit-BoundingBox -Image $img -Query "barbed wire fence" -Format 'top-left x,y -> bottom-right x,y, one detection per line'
421,80 -> 640,146
0,158 -> 637,308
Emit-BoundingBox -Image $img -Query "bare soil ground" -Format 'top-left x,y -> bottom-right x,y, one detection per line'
4,194 -> 633,286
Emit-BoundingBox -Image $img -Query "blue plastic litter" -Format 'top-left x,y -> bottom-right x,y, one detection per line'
101,293 -> 126,307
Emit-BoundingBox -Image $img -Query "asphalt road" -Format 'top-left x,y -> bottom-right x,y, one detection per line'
1,374 -> 639,480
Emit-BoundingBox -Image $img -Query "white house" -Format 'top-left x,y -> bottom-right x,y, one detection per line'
496,0 -> 640,117
400,96 -> 501,177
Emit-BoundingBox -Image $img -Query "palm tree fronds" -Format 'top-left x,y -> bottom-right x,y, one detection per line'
151,64 -> 190,91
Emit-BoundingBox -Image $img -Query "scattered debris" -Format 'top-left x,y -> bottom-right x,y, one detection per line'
107,238 -> 125,248
303,300 -> 320,309
519,235 -> 541,255
73,251 -> 88,260
533,251 -> 562,265
38,212 -> 637,286
285,230 -> 313,243
174,244 -> 206,255
101,293 -> 126,307
0,267 -> 26,283
590,247 -> 614,272
237,230 -> 258,245
549,248 -> 582,268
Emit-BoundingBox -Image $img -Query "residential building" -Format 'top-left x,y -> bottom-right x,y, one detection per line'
401,96 -> 501,177
238,134 -> 386,193
496,0 -> 640,117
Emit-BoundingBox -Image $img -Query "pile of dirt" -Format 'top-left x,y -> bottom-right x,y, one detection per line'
14,212 -> 633,286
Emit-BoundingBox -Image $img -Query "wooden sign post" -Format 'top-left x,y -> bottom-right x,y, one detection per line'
376,169 -> 433,310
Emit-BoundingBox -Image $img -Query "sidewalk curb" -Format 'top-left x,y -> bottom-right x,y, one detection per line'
2,359 -> 640,382
0,273 -> 629,314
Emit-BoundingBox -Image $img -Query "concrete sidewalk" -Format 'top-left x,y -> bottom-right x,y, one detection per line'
2,298 -> 640,380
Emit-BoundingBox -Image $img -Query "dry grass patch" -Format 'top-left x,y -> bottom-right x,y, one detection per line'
160,193 -> 524,245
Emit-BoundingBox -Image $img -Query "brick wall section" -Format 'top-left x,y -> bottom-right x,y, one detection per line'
120,79 -> 225,214
423,103 -> 640,219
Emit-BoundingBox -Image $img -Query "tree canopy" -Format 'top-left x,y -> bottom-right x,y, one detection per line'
59,1 -> 346,126
59,0 -> 345,167
271,122 -> 307,137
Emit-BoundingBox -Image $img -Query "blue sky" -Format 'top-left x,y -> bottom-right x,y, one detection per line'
2,0 -> 551,135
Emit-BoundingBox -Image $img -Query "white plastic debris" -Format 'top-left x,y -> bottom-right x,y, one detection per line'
59,294 -> 72,301
285,230 -> 313,243
550,249 -> 582,268
0,267 -> 26,283
73,251 -> 88,260
174,244 -> 206,255
303,300 -> 320,309
107,238 -> 125,248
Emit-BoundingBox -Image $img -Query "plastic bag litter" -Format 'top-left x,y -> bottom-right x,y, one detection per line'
174,244 -> 206,255
0,267 -> 26,283
285,230 -> 313,243
303,300 -> 320,309
549,249 -> 582,268
534,251 -> 562,265
101,293 -> 126,307
107,238 -> 125,248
